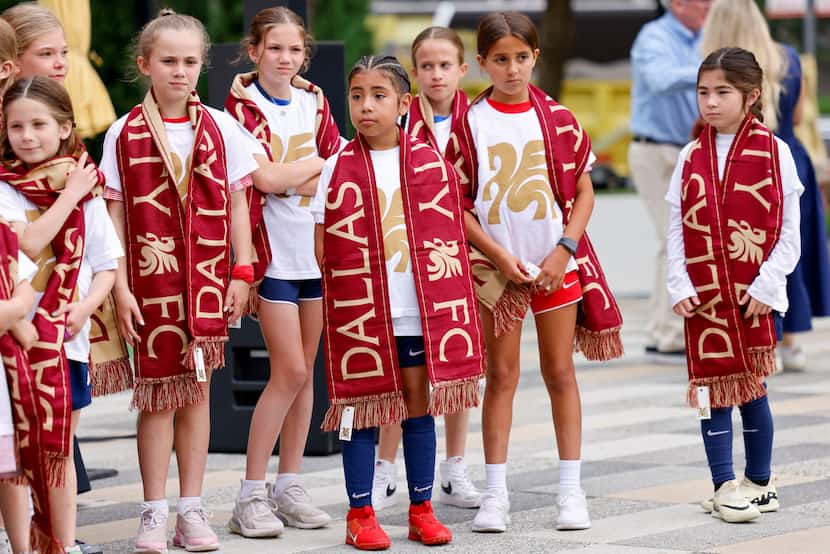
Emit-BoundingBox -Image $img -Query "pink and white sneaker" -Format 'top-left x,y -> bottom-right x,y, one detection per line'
173,507 -> 219,552
134,506 -> 168,554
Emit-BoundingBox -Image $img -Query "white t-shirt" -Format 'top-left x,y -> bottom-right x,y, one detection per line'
665,133 -> 804,312
310,147 -> 422,336
244,83 -> 325,279
466,100 -> 596,273
0,252 -> 37,436
99,105 -> 263,196
0,186 -> 124,361
433,115 -> 453,154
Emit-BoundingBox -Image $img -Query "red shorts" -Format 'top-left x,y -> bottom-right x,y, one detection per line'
530,270 -> 582,315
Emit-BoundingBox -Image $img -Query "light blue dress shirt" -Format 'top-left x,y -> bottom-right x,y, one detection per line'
630,12 -> 702,145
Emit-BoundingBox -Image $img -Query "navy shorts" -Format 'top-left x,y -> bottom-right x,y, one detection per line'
258,277 -> 322,306
395,336 -> 426,368
69,360 -> 92,410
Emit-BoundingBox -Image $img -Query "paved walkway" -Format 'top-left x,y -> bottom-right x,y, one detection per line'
75,295 -> 830,553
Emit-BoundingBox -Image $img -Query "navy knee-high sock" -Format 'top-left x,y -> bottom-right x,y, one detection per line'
341,427 -> 376,508
739,394 -> 774,485
401,414 -> 436,504
701,406 -> 735,489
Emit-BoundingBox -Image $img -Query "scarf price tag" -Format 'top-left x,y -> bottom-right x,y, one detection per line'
194,347 -> 207,382
339,406 -> 355,441
696,386 -> 711,420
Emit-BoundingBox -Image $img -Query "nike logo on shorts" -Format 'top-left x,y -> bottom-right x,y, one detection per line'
409,348 -> 425,357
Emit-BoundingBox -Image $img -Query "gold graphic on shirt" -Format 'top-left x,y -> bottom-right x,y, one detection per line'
727,219 -> 766,264
272,132 -> 316,207
26,208 -> 54,293
137,232 -> 179,276
170,151 -> 192,201
483,140 -> 553,225
424,238 -> 462,281
377,187 -> 409,272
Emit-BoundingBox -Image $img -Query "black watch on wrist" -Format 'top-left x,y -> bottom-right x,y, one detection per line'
557,237 -> 578,256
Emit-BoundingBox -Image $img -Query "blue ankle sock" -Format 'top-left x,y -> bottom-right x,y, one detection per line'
401,414 -> 436,503
701,406 -> 735,487
739,394 -> 774,484
341,427 -> 376,507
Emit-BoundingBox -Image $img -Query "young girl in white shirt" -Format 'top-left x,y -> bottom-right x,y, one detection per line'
666,47 -> 802,523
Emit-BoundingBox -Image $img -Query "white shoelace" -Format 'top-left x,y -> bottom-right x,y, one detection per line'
280,482 -> 311,504
449,470 -> 480,497
140,508 -> 166,531
181,507 -> 213,525
246,492 -> 278,516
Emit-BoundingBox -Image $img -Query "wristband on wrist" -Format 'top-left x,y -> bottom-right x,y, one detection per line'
557,236 -> 578,256
231,264 -> 254,285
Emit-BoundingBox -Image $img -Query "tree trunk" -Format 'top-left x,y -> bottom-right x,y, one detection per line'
538,0 -> 574,100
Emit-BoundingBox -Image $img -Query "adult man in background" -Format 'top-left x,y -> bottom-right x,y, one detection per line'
629,0 -> 712,358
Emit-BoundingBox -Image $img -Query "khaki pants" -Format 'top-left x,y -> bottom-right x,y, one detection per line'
628,141 -> 685,352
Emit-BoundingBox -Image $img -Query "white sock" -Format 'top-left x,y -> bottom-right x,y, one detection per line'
141,499 -> 169,517
274,473 -> 299,495
177,496 -> 201,513
240,479 -> 266,498
559,459 -> 581,493
485,463 -> 507,498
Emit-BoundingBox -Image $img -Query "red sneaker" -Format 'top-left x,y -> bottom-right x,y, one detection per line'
345,506 -> 391,551
408,501 -> 452,545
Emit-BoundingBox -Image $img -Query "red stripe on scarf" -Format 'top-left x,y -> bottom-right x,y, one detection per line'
407,90 -> 469,154
116,91 -> 230,412
0,219 -> 63,554
446,84 -> 624,359
225,72 -> 342,314
681,116 -> 783,407
0,155 -> 103,483
320,130 -> 484,431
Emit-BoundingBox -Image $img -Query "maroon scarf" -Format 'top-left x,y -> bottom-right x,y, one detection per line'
225,72 -> 342,313
0,219 -> 62,554
320,130 -> 484,431
681,115 -> 782,408
407,90 -> 469,154
116,91 -> 231,412
446,84 -> 624,360
0,155 -> 103,483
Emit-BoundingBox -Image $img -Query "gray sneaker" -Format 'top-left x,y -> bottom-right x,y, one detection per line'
228,487 -> 284,538
270,481 -> 332,529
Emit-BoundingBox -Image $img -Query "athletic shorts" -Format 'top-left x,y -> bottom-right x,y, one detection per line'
258,277 -> 322,306
69,360 -> 92,410
530,270 -> 582,315
395,336 -> 426,368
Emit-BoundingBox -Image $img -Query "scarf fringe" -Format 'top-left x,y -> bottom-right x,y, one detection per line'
429,377 -> 481,417
0,472 -> 26,486
91,357 -> 134,397
748,346 -> 776,378
45,454 -> 66,488
32,523 -> 63,554
130,375 -> 205,412
687,372 -> 767,409
492,284 -> 531,337
575,325 -> 625,361
321,393 -> 408,432
242,285 -> 260,317
184,339 -> 226,371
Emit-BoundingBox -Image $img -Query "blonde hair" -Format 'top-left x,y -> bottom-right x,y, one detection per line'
0,19 -> 16,96
1,3 -> 63,60
132,8 -> 210,68
701,0 -> 787,131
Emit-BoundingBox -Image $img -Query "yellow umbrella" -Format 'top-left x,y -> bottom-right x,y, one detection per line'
39,0 -> 115,139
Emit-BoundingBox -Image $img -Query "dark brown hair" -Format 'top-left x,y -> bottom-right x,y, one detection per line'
239,7 -> 313,74
698,47 -> 764,122
476,11 -> 539,57
348,55 -> 411,96
411,26 -> 465,67
1,76 -> 79,162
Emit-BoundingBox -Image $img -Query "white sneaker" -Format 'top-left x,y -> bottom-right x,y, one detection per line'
471,493 -> 510,533
556,489 -> 591,530
371,460 -> 398,511
134,506 -> 169,554
711,480 -> 761,523
701,476 -> 779,513
228,486 -> 284,538
270,481 -> 332,529
438,457 -> 482,508
780,345 -> 807,371
0,529 -> 11,554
